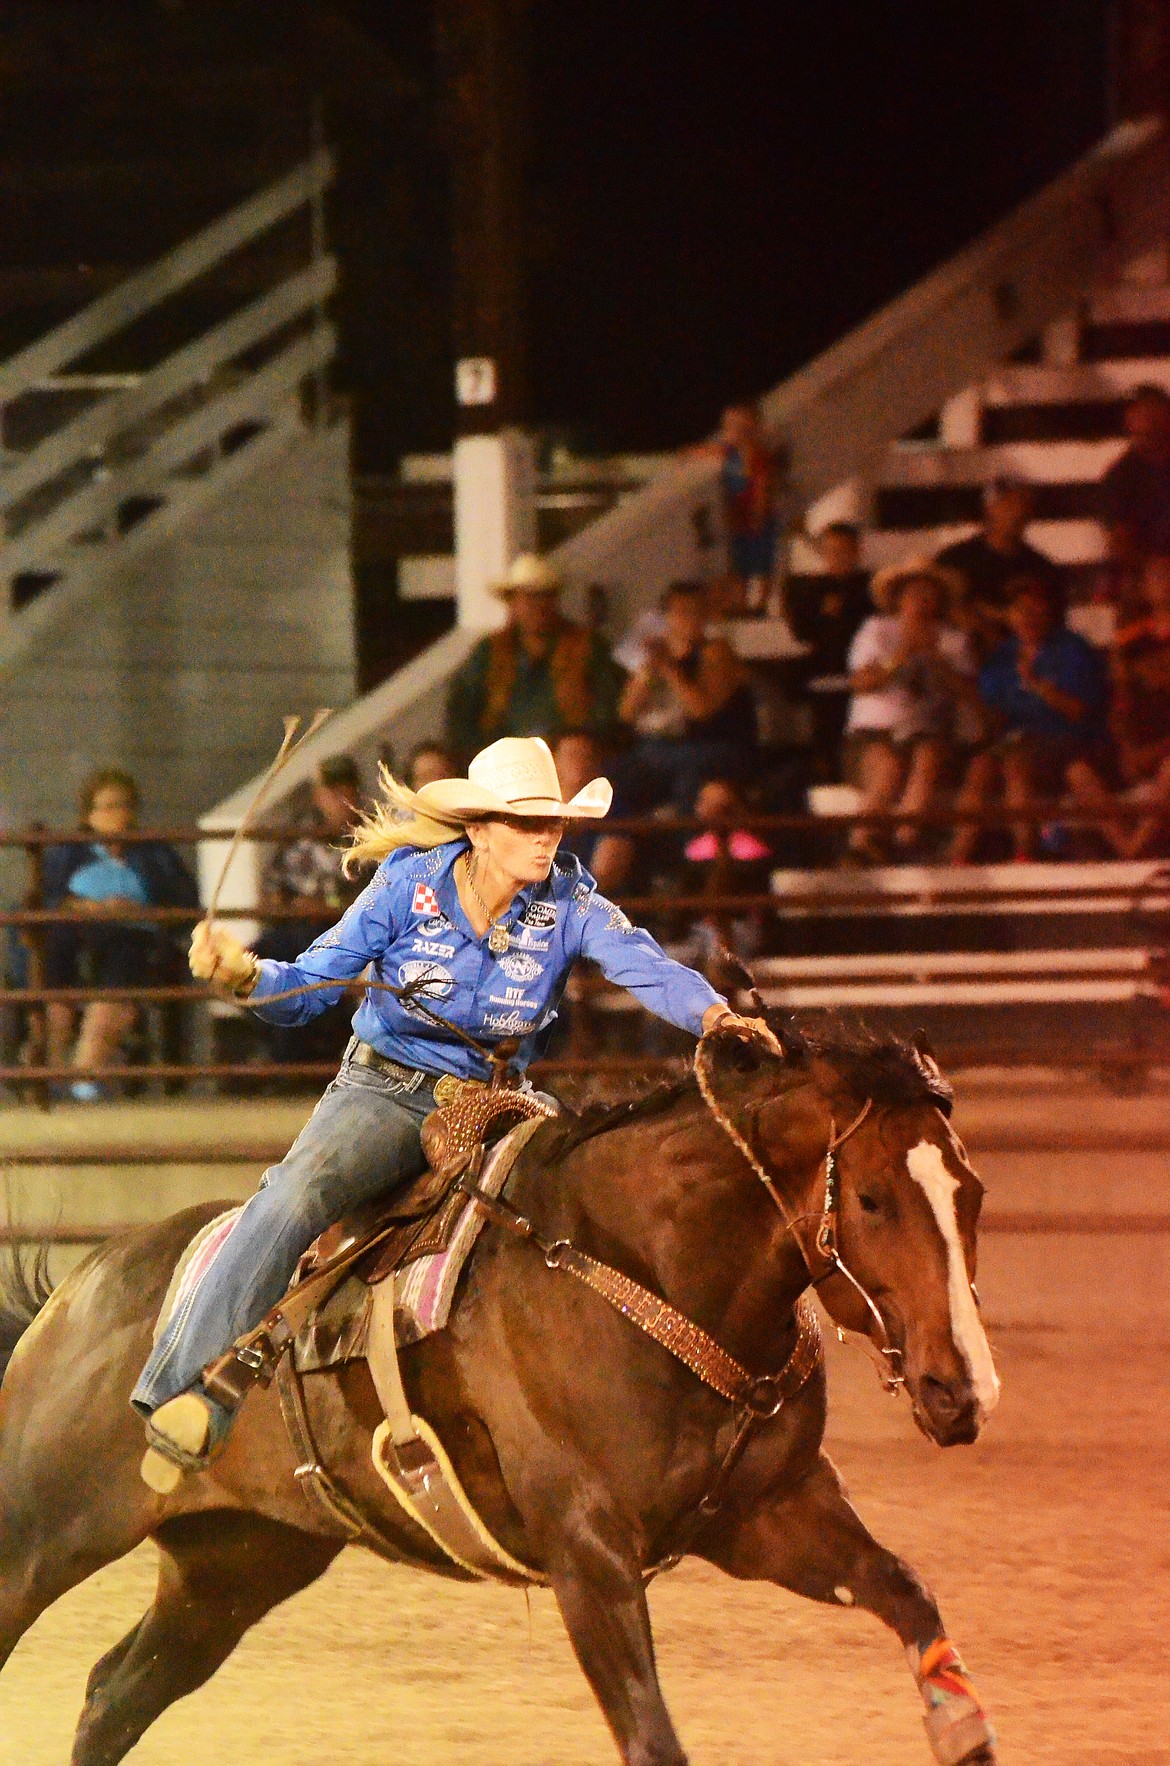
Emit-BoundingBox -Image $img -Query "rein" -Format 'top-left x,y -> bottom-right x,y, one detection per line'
460,1169 -> 820,1416
237,974 -> 511,1072
693,1033 -> 906,1395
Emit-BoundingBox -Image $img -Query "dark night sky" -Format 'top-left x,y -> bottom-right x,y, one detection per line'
351,0 -> 1111,454
524,1 -> 1109,450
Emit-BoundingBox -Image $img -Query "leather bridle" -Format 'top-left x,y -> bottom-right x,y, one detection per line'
694,1037 -> 907,1395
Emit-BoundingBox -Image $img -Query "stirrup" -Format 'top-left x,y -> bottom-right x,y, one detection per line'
140,1392 -> 230,1494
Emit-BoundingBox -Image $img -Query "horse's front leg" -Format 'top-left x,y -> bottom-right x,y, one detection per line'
701,1450 -> 997,1766
547,1526 -> 687,1766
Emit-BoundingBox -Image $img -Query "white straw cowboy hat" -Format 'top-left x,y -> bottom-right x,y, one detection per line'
869,554 -> 964,613
406,737 -> 611,821
491,553 -> 563,598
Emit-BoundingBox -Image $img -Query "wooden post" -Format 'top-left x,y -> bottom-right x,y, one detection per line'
435,0 -> 537,629
435,0 -> 528,434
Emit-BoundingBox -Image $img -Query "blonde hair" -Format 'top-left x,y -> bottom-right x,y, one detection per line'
343,763 -> 466,875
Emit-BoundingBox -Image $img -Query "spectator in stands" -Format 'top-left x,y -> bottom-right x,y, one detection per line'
615,579 -> 756,813
682,777 -> 773,973
949,576 -> 1114,864
552,729 -> 608,873
43,769 -> 197,1100
589,583 -> 756,893
1099,383 -> 1170,566
698,404 -> 780,611
1110,552 -> 1170,856
405,741 -> 455,793
445,553 -> 623,759
844,559 -> 977,864
258,755 -> 366,962
937,476 -> 1058,658
785,521 -> 873,780
255,754 -> 368,1072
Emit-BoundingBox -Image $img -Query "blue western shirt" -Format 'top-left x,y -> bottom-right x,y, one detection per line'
249,841 -> 725,1080
978,628 -> 1107,746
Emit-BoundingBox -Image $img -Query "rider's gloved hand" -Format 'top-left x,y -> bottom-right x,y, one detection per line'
702,1004 -> 762,1039
189,921 -> 259,997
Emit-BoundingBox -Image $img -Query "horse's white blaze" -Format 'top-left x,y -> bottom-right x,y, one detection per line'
905,1139 -> 1000,1416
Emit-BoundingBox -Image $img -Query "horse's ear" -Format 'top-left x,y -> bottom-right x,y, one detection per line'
910,1029 -> 954,1115
772,1015 -> 805,1062
715,947 -> 803,1063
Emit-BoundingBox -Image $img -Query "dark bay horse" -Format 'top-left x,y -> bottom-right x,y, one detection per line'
0,1025 -> 1000,1766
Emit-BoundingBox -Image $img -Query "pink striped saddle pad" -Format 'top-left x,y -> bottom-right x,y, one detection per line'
154,1116 -> 542,1361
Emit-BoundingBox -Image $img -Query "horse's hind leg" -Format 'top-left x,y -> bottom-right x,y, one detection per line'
702,1451 -> 997,1766
71,1512 -> 339,1766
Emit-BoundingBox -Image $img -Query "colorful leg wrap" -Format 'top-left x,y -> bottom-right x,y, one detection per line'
907,1639 -> 996,1766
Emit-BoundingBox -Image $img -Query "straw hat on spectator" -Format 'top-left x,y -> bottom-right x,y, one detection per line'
491,553 -> 563,598
869,555 -> 964,615
393,736 -> 611,822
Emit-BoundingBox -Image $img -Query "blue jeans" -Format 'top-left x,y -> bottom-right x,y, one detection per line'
132,1041 -> 433,1416
614,737 -> 748,818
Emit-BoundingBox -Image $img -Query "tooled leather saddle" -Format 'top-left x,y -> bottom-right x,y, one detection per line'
202,1080 -> 557,1408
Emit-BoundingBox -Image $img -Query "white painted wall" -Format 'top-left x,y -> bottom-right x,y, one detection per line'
0,421 -> 355,831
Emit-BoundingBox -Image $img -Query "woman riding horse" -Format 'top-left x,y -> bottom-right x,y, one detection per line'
135,736 -> 756,1485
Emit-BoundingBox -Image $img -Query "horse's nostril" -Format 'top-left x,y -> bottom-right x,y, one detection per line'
919,1375 -> 965,1422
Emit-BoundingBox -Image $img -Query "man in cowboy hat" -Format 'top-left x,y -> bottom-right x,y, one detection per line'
445,553 -> 624,760
133,735 -> 757,1484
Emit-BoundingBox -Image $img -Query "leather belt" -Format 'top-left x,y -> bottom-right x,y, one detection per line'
350,1041 -> 486,1108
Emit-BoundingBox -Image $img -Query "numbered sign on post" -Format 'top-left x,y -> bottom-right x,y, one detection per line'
456,356 -> 498,407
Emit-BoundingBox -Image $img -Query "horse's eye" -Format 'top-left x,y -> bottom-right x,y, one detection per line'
858,1193 -> 881,1216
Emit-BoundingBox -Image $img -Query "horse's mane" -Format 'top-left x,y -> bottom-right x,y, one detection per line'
542,1072 -> 697,1161
546,1015 -> 952,1158
782,1014 -> 955,1114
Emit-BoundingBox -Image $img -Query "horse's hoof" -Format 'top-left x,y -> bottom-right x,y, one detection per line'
924,1707 -> 996,1766
140,1446 -> 182,1494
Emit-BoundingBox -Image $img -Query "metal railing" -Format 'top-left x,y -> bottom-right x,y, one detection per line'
0,814 -> 1165,1103
0,150 -> 336,629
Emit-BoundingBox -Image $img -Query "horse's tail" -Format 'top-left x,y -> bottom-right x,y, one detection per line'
0,1245 -> 53,1385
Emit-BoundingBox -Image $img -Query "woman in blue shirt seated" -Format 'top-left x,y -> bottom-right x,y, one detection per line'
948,576 -> 1118,863
135,736 -> 754,1484
43,769 -> 197,1100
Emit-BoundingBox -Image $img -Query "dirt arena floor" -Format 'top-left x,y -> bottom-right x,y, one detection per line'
1,1311 -> 1165,1766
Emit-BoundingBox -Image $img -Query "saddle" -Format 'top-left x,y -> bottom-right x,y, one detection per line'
200,1081 -> 556,1410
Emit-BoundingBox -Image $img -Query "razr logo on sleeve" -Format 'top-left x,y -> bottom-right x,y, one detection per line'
411,883 -> 441,918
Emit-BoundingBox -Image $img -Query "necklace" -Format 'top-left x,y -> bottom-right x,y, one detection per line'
463,853 -> 512,953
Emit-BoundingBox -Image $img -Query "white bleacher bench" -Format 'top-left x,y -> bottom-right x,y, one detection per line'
584,946 -> 1161,1014
747,948 -> 1157,1010
766,859 -> 1170,919
580,859 -> 1168,1024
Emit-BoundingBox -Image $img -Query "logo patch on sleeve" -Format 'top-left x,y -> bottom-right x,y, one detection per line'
411,882 -> 441,918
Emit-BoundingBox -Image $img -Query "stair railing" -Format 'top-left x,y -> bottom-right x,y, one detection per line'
0,149 -> 336,625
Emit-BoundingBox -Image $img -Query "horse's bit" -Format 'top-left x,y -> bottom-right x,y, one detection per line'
694,1035 -> 906,1395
